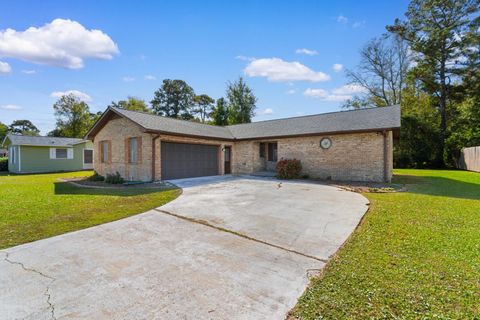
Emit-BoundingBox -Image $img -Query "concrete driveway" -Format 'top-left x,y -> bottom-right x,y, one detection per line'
0,176 -> 369,320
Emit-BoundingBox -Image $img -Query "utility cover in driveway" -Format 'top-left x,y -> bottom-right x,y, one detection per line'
161,142 -> 219,180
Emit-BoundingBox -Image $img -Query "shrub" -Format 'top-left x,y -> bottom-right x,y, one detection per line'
276,158 -> 302,179
88,171 -> 105,182
105,171 -> 124,184
0,157 -> 8,171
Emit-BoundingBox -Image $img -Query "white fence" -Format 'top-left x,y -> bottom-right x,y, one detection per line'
458,146 -> 480,172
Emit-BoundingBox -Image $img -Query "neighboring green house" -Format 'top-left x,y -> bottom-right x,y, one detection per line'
2,134 -> 93,174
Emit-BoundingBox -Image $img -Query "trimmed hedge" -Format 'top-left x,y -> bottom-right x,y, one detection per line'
276,158 -> 302,179
0,157 -> 7,171
105,171 -> 124,184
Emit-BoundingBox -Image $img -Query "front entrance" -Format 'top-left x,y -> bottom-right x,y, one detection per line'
224,146 -> 231,174
161,142 -> 219,180
83,149 -> 93,169
258,142 -> 278,172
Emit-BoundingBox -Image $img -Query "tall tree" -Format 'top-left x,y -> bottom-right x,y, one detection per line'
193,94 -> 215,123
53,94 -> 94,138
151,79 -> 195,119
226,77 -> 257,124
344,33 -> 411,109
9,120 -> 40,136
211,98 -> 229,126
108,96 -> 150,113
387,0 -> 480,166
0,122 -> 8,142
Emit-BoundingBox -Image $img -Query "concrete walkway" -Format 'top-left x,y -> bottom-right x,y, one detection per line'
0,176 -> 369,320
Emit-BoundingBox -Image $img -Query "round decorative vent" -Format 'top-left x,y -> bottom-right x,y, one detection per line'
320,137 -> 332,149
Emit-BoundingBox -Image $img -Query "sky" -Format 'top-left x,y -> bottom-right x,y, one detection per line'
0,0 -> 409,135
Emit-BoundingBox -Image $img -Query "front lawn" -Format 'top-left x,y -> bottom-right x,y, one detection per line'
291,169 -> 480,319
0,171 -> 181,249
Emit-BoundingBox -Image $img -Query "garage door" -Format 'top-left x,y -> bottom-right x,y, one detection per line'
161,142 -> 219,180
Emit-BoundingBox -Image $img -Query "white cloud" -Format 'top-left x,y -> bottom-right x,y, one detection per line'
304,84 -> 366,101
0,61 -> 11,74
332,63 -> 343,72
0,19 -> 119,69
244,58 -> 330,82
144,75 -> 156,80
352,21 -> 366,28
286,89 -> 296,94
259,108 -> 274,115
21,69 -> 36,74
122,76 -> 135,82
50,89 -> 91,102
337,15 -> 348,24
295,48 -> 318,56
235,55 -> 255,61
0,104 -> 22,110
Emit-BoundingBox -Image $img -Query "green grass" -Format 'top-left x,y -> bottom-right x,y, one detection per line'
291,169 -> 480,319
0,171 -> 181,249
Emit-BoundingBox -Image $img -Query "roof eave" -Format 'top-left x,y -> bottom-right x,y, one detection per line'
144,129 -> 235,142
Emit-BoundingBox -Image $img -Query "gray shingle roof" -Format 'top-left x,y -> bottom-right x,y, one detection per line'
94,105 -> 400,141
227,105 -> 401,139
5,134 -> 85,147
112,108 -> 234,139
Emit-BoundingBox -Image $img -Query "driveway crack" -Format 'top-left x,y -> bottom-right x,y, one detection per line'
154,208 -> 328,263
4,252 -> 57,320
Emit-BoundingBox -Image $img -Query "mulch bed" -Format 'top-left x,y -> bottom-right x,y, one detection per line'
59,178 -> 177,189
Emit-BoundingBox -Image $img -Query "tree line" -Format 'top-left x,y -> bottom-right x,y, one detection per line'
0,76 -> 257,143
344,0 -> 479,168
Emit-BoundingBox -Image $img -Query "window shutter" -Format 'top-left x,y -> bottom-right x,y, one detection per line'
108,141 -> 112,164
67,148 -> 74,159
137,137 -> 142,163
50,148 -> 56,159
125,138 -> 130,163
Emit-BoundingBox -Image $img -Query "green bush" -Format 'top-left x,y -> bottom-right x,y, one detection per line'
88,171 -> 105,182
105,171 -> 124,184
276,158 -> 302,179
0,157 -> 8,171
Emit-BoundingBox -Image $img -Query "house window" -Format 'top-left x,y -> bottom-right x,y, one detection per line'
56,148 -> 68,159
49,148 -> 73,159
259,143 -> 265,158
101,141 -> 110,163
267,142 -> 278,162
129,138 -> 138,163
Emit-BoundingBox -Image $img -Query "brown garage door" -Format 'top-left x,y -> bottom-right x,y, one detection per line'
161,142 -> 219,180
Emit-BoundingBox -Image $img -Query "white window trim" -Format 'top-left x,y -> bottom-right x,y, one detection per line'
82,148 -> 94,164
49,147 -> 74,160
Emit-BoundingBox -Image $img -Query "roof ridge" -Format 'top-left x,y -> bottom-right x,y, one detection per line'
226,104 -> 401,127
7,133 -> 82,140
112,107 -> 228,129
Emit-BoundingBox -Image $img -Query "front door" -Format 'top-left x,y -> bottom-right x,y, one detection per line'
83,149 -> 93,169
266,142 -> 278,171
224,146 -> 231,174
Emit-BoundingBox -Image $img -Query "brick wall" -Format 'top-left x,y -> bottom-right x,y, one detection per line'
279,131 -> 393,182
94,115 -> 393,182
94,117 -> 153,181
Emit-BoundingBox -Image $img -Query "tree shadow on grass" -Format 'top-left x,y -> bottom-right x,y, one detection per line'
393,174 -> 480,200
54,182 -> 178,197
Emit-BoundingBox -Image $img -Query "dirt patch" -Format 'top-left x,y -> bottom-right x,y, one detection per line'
59,178 -> 176,190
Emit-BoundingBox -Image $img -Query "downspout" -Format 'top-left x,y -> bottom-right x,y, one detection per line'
151,134 -> 161,181
382,130 -> 388,182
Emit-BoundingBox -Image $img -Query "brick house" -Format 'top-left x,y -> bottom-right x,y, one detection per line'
85,105 -> 400,182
